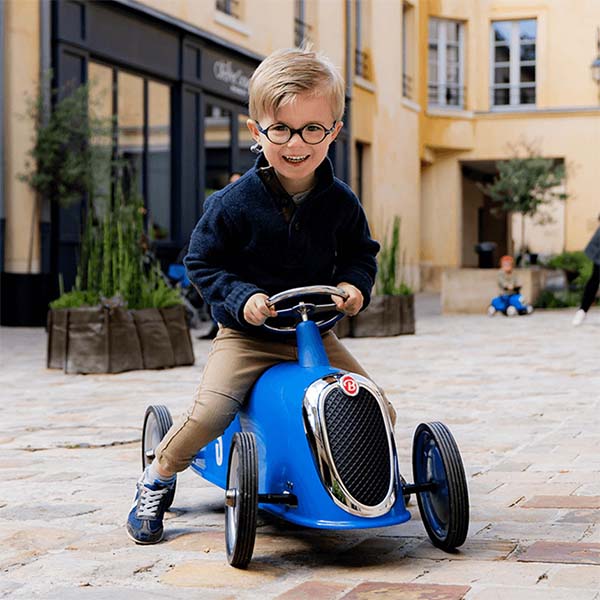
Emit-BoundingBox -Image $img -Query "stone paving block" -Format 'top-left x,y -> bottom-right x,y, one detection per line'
409,558 -> 547,587
340,582 -> 470,599
545,564 -> 600,590
160,560 -> 285,588
557,509 -> 600,524
517,541 -> 600,565
276,580 -> 351,600
475,521 -> 591,542
407,538 -> 517,561
521,495 -> 600,509
466,586 -> 598,600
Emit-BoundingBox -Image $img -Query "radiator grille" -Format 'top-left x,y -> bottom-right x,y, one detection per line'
323,386 -> 391,506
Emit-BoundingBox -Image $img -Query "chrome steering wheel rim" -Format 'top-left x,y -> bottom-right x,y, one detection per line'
263,285 -> 349,333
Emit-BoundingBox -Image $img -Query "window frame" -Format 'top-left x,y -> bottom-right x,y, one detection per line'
490,18 -> 537,110
427,17 -> 465,109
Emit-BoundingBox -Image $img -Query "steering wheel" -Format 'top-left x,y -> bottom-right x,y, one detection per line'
263,285 -> 349,333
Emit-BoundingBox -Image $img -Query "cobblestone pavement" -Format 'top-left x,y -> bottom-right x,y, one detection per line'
1,296 -> 600,599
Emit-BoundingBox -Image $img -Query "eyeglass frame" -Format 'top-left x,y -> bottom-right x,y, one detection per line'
254,120 -> 338,145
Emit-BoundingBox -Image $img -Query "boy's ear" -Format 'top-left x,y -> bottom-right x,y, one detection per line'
246,119 -> 260,143
330,120 -> 344,142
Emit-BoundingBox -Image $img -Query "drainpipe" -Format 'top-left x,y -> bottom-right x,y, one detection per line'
0,2 -> 5,271
39,0 -> 51,273
344,0 -> 352,183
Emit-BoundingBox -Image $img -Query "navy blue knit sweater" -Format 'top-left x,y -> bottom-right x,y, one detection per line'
184,154 -> 379,337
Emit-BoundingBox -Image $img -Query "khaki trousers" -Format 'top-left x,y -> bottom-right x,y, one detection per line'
155,326 -> 394,473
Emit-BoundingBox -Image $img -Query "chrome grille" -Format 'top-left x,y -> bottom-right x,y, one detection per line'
323,386 -> 391,507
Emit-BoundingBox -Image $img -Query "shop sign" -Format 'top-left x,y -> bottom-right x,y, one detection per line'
202,49 -> 254,100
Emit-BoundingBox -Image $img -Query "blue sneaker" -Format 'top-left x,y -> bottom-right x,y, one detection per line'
126,475 -> 175,544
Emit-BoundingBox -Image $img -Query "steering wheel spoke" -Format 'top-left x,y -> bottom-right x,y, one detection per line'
262,286 -> 348,334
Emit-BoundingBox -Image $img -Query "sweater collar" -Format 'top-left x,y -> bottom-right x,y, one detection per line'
254,153 -> 335,200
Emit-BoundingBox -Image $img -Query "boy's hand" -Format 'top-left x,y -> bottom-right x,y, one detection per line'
333,282 -> 364,316
243,293 -> 277,326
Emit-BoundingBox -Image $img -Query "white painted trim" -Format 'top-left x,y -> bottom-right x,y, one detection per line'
427,107 -> 473,119
354,76 -> 376,93
402,98 -> 421,113
214,11 -> 251,37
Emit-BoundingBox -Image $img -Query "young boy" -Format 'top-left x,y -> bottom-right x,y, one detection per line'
127,47 -> 387,544
488,255 -> 533,316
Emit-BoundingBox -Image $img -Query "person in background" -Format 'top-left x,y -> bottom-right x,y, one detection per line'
573,215 -> 600,326
488,255 -> 533,316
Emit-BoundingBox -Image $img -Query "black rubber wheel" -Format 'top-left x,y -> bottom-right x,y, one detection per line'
142,405 -> 175,509
412,422 -> 469,551
225,432 -> 258,569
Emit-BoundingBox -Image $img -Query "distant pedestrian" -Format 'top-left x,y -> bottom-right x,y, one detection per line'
572,215 -> 600,326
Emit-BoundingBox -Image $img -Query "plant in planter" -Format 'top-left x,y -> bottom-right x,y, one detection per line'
20,78 -> 193,373
349,216 -> 415,337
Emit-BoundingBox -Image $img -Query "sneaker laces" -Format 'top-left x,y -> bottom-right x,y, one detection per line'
136,484 -> 170,519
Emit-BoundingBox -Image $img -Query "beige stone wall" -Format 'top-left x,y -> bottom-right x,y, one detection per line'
419,0 -> 600,282
4,0 -> 40,273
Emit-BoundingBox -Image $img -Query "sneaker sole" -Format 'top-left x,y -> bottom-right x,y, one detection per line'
126,527 -> 164,545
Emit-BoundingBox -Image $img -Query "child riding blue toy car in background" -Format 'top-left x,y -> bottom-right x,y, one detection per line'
488,255 -> 534,316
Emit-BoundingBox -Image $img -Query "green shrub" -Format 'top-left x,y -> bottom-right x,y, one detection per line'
376,216 -> 412,296
534,289 -> 581,309
545,251 -> 592,289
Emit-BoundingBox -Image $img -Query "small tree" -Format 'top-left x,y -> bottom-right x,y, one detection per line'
482,141 -> 568,258
19,77 -> 115,272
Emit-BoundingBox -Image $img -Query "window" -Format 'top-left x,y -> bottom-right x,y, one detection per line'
216,0 -> 240,19
294,0 -> 312,47
402,2 -> 415,99
355,0 -> 371,80
428,18 -> 465,108
491,19 -> 536,108
88,61 -> 172,240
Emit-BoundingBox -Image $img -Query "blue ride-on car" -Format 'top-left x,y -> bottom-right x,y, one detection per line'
488,286 -> 534,316
141,286 -> 470,568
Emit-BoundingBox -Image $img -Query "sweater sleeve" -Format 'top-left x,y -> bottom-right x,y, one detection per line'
334,194 -> 380,309
184,195 -> 266,326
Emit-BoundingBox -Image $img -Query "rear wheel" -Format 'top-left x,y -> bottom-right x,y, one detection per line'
225,432 -> 258,568
412,422 -> 469,551
142,405 -> 175,509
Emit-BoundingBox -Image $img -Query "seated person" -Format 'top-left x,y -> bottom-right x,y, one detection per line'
488,255 -> 533,316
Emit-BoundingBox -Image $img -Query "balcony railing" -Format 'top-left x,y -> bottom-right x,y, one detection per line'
402,73 -> 413,99
427,83 -> 466,109
294,17 -> 311,47
355,48 -> 370,80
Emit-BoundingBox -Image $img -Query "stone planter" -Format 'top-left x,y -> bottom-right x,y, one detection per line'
47,304 -> 194,374
334,294 -> 415,338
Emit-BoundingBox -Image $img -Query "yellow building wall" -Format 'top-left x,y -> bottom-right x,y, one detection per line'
419,0 -> 600,281
353,0 -> 421,289
471,112 -> 600,253
4,0 -> 40,273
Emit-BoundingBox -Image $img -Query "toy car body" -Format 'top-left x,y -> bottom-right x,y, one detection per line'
142,286 -> 469,568
488,290 -> 534,316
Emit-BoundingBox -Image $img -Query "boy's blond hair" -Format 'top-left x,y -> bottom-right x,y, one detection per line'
248,47 -> 345,122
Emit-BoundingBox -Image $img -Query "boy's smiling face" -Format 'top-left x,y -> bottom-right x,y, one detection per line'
247,91 -> 343,195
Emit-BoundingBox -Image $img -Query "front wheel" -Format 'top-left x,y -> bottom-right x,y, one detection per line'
225,432 -> 258,568
412,422 -> 469,551
142,405 -> 176,509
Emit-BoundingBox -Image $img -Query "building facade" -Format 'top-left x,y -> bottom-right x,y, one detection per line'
1,0 -> 599,323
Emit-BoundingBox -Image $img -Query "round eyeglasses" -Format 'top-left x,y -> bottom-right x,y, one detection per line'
255,121 -> 337,145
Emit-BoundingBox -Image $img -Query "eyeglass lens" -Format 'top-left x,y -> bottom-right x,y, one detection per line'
266,123 -> 328,144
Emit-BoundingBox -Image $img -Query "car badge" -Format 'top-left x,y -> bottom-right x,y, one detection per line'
340,374 -> 359,396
